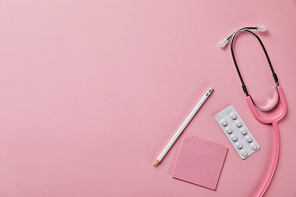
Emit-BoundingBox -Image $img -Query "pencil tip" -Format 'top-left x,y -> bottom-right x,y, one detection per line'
153,160 -> 160,168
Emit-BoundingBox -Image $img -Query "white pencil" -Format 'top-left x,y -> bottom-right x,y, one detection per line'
153,87 -> 214,167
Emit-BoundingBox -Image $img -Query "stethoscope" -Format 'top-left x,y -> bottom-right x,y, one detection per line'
219,25 -> 287,197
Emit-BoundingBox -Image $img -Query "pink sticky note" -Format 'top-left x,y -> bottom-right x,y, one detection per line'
173,136 -> 228,190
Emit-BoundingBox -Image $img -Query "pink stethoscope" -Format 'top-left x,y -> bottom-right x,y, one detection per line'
219,25 -> 287,197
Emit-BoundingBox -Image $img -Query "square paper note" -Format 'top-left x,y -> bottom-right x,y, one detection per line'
173,135 -> 228,190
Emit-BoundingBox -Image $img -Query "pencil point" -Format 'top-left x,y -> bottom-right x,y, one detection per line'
153,160 -> 160,168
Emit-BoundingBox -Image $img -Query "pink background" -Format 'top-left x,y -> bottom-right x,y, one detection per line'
0,0 -> 296,196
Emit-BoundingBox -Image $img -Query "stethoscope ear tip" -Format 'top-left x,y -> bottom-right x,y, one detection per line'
256,25 -> 267,32
219,38 -> 228,48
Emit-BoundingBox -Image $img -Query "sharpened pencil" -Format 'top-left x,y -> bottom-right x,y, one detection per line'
153,87 -> 213,167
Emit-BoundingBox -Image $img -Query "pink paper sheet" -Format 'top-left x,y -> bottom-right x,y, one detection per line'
173,136 -> 228,190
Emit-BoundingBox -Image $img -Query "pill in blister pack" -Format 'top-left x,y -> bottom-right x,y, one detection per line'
215,105 -> 260,159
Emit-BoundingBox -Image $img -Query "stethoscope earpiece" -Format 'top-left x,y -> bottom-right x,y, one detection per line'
256,25 -> 267,32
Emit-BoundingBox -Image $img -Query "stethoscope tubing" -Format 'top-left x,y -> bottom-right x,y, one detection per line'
246,86 -> 287,197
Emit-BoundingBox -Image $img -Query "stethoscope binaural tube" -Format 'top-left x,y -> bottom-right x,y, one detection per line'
219,26 -> 288,197
229,28 -> 280,111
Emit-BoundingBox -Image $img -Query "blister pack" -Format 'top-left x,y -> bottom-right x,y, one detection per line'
215,105 -> 260,159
